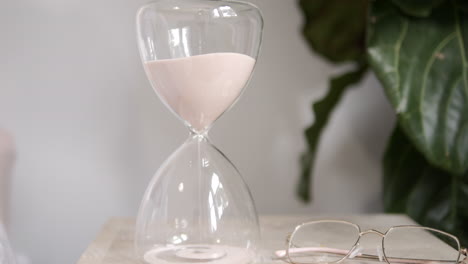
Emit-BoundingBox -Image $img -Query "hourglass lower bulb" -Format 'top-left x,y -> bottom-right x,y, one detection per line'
135,1 -> 263,263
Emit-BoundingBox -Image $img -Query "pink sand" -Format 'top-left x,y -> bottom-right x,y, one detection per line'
144,52 -> 255,132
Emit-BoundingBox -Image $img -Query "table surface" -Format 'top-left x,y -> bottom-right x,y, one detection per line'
76,214 -> 418,264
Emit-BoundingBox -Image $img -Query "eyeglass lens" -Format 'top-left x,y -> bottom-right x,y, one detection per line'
288,221 -> 360,264
384,227 -> 461,264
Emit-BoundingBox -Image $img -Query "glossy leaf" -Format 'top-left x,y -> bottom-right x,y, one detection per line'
298,65 -> 368,202
383,125 -> 468,245
298,0 -> 368,63
367,0 -> 468,175
390,0 -> 445,17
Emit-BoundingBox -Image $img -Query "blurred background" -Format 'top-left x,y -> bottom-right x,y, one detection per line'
0,0 -> 395,263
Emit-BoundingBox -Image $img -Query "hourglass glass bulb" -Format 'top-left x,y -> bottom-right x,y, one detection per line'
137,0 -> 263,134
135,135 -> 260,264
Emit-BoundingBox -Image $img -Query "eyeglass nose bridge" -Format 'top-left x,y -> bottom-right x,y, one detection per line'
360,229 -> 385,237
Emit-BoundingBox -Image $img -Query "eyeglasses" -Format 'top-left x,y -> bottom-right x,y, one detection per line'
275,220 -> 468,264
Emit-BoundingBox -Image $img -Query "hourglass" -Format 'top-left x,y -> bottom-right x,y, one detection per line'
135,1 -> 263,264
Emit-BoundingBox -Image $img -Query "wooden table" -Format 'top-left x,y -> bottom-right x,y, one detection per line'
76,214 -> 417,264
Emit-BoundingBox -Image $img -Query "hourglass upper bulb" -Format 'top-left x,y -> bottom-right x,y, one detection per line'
136,0 -> 263,133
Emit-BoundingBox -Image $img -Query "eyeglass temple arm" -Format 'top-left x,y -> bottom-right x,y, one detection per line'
276,247 -> 466,264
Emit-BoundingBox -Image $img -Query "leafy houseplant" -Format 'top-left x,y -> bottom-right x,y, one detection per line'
298,0 -> 468,244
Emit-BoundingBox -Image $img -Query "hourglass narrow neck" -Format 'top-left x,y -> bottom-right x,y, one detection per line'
189,130 -> 209,142
188,124 -> 211,137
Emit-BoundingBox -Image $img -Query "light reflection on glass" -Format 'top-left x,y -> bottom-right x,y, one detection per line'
208,193 -> 217,232
146,36 -> 155,58
202,158 -> 210,168
208,173 -> 227,232
181,27 -> 191,56
169,28 -> 181,47
219,6 -> 237,17
211,173 -> 220,193
170,235 -> 183,244
216,198 -> 224,217
212,8 -> 220,18
168,27 -> 191,57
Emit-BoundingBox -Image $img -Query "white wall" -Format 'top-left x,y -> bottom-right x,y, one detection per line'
0,0 -> 395,263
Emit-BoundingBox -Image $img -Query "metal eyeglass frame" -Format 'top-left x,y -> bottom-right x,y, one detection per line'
275,220 -> 468,264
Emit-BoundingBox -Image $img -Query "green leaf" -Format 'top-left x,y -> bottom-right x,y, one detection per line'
384,125 -> 468,246
367,0 -> 468,175
391,0 -> 445,17
298,0 -> 368,63
298,64 -> 368,202
297,0 -> 370,202
456,0 -> 468,13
